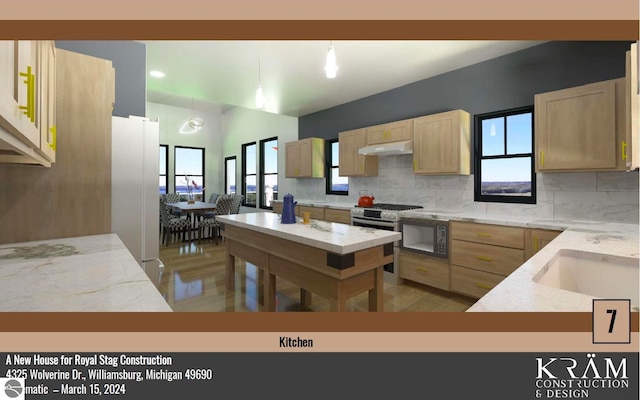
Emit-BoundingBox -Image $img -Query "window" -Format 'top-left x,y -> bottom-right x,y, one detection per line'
474,106 -> 536,204
225,156 -> 236,195
175,146 -> 205,200
259,137 -> 278,209
326,138 -> 348,195
159,144 -> 168,194
242,142 -> 257,207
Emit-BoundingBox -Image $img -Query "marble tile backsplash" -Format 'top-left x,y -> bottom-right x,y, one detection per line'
293,154 -> 640,223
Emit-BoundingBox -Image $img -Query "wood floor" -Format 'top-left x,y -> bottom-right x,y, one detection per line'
156,239 -> 477,312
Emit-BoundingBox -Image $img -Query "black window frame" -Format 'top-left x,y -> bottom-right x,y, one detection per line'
159,144 -> 168,195
174,145 -> 205,201
474,105 -> 536,205
259,136 -> 278,210
325,138 -> 348,196
242,142 -> 257,207
224,155 -> 237,195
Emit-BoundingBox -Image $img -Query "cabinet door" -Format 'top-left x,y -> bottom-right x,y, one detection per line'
524,229 -> 561,260
0,40 -> 40,148
297,138 -> 312,177
36,41 -> 56,162
338,128 -> 378,176
413,110 -> 470,175
625,43 -> 639,171
535,80 -> 619,171
285,141 -> 300,177
366,119 -> 412,145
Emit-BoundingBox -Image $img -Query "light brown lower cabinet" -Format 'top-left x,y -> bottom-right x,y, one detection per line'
524,229 -> 562,260
272,203 -> 351,224
398,250 -> 450,291
450,265 -> 504,299
298,205 -> 325,220
323,208 -> 351,224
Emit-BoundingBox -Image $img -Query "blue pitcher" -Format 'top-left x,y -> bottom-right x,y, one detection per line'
281,193 -> 297,224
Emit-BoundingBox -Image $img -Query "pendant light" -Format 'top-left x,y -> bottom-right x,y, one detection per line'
188,97 -> 204,129
325,41 -> 338,79
255,60 -> 265,109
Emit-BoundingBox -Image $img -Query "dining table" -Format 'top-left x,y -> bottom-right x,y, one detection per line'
165,201 -> 217,240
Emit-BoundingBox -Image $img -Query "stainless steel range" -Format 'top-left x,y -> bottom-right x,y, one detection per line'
351,203 -> 423,283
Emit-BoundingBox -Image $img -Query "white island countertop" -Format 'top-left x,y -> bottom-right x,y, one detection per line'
0,234 -> 172,312
399,209 -> 639,312
217,212 -> 400,254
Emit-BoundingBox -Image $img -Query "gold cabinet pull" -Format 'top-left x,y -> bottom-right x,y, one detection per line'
49,125 -> 56,150
476,256 -> 492,262
622,141 -> 627,160
18,66 -> 36,122
416,267 -> 428,272
476,283 -> 494,290
476,232 -> 492,238
533,235 -> 539,252
540,151 -> 544,167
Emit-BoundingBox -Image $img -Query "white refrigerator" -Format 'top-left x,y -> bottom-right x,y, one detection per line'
111,115 -> 161,286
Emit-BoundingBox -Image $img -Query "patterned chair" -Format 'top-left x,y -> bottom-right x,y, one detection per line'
202,193 -> 221,219
160,197 -> 190,246
230,194 -> 244,214
164,193 -> 184,217
198,194 -> 234,245
208,193 -> 220,204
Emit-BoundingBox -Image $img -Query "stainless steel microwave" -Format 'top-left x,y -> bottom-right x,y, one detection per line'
399,218 -> 449,259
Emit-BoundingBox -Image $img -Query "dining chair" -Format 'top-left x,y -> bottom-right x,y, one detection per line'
230,194 -> 244,214
198,194 -> 234,245
159,197 -> 191,246
208,193 -> 220,204
164,193 -> 184,217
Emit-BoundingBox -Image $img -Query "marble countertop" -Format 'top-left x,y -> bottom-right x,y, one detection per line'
217,212 -> 400,254
0,234 -> 172,312
398,210 -> 639,312
272,199 -> 354,211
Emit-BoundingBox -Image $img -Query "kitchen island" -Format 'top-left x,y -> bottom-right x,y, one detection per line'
0,234 -> 172,311
216,212 -> 401,312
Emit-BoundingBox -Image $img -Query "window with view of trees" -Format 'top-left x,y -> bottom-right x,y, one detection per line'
225,156 -> 236,195
159,144 -> 168,194
326,139 -> 348,195
260,137 -> 278,209
474,106 -> 536,204
175,146 -> 205,199
242,142 -> 257,207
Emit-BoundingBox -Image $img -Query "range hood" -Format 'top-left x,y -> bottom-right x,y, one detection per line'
357,140 -> 413,156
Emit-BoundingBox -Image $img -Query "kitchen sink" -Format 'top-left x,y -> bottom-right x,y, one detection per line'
533,249 -> 639,307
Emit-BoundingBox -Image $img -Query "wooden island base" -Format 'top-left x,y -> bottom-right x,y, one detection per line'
222,224 -> 392,312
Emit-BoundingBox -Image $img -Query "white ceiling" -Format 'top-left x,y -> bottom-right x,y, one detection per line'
144,40 -> 546,118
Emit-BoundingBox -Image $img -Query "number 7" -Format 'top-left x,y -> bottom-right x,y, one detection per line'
607,309 -> 617,333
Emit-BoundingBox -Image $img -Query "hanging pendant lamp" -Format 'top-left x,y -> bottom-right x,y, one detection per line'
256,60 -> 265,109
188,98 -> 204,129
325,41 -> 338,79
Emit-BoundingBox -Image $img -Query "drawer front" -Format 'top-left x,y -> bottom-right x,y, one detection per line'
298,205 -> 325,220
451,239 -> 524,276
324,208 -> 351,224
398,251 -> 450,291
451,221 -> 524,249
272,202 -> 283,214
450,265 -> 503,299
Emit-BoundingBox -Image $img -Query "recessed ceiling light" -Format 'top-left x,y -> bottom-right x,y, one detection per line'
150,70 -> 165,78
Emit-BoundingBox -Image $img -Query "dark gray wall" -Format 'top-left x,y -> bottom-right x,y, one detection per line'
299,41 -> 633,140
55,41 -> 146,118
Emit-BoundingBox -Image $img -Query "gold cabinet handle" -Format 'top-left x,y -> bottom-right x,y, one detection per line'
49,125 -> 56,150
540,151 -> 544,167
622,141 -> 627,161
533,235 -> 539,252
19,66 -> 36,122
416,267 -> 428,272
476,283 -> 494,290
476,256 -> 492,262
476,232 -> 492,238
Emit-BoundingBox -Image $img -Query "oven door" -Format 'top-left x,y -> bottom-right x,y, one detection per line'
351,216 -> 397,275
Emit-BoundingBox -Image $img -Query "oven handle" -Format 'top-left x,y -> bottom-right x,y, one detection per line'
352,218 -> 396,229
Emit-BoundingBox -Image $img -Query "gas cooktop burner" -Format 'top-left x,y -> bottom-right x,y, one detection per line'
356,203 -> 423,211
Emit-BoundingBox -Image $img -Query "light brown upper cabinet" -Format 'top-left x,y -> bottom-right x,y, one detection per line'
625,42 -> 639,171
365,119 -> 413,145
535,77 -> 627,172
285,137 -> 325,178
412,109 -> 471,175
0,40 -> 56,167
338,128 -> 378,176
